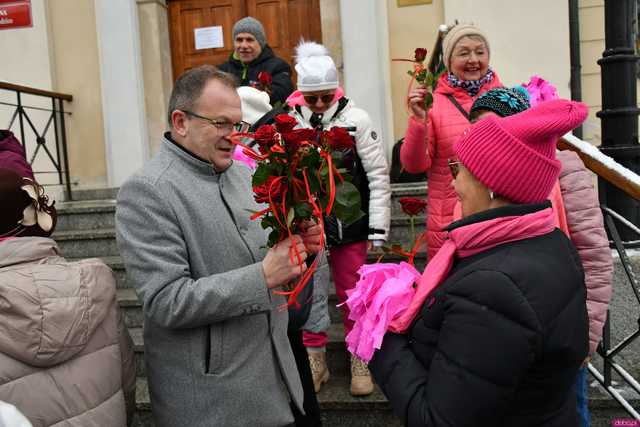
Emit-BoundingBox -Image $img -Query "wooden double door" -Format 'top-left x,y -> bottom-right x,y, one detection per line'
168,0 -> 322,80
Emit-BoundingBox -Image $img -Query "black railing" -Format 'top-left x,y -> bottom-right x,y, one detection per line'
588,205 -> 640,419
0,82 -> 73,199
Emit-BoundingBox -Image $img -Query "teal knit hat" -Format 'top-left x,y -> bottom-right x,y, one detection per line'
470,87 -> 531,118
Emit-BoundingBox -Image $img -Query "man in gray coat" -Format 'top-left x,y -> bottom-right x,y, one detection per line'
115,65 -> 321,426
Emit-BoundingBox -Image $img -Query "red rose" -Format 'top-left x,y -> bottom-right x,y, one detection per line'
283,128 -> 317,152
274,114 -> 298,133
258,71 -> 273,86
270,144 -> 285,154
253,124 -> 277,153
399,197 -> 428,216
324,127 -> 354,151
414,48 -> 428,62
254,176 -> 285,204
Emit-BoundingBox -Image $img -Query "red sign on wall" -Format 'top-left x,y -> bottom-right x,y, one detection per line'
0,1 -> 32,30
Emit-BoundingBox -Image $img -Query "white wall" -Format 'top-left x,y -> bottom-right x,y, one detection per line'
444,0 -> 571,98
0,0 -> 61,185
0,0 -> 53,90
339,0 -> 395,157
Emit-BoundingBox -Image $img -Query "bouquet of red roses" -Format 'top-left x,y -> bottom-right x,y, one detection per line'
234,114 -> 364,306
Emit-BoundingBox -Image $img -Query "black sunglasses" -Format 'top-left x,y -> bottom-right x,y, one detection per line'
303,94 -> 335,105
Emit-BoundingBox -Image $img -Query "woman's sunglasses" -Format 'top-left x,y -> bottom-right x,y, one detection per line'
448,159 -> 462,179
303,94 -> 335,105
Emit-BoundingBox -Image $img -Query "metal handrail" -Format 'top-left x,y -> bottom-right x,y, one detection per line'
590,206 -> 640,420
556,133 -> 640,419
0,82 -> 73,101
1,83 -> 74,199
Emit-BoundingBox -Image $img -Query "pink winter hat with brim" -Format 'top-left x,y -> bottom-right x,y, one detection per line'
454,98 -> 588,204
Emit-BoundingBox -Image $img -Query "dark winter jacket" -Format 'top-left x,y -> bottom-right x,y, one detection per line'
218,45 -> 294,106
0,130 -> 34,180
369,202 -> 589,427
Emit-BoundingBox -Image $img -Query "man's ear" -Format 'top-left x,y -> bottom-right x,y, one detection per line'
171,110 -> 188,137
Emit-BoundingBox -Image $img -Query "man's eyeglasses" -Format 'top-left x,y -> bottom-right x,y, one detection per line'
303,94 -> 335,105
182,110 -> 251,133
448,159 -> 462,179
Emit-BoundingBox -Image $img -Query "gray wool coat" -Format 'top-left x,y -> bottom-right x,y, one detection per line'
115,135 -> 303,427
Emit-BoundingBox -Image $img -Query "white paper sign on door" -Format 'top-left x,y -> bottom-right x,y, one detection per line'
194,26 -> 224,50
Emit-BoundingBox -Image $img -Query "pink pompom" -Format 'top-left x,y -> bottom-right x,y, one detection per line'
522,75 -> 559,107
232,145 -> 257,169
342,262 -> 420,362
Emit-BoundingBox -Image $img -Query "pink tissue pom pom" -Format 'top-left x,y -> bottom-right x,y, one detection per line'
522,75 -> 559,107
342,262 -> 421,362
233,145 -> 257,170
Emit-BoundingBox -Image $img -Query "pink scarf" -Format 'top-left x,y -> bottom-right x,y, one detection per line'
389,207 -> 557,332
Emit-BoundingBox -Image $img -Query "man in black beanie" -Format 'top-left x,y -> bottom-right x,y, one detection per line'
218,16 -> 294,106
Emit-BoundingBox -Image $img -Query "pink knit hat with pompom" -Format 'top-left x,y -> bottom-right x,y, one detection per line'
454,98 -> 588,204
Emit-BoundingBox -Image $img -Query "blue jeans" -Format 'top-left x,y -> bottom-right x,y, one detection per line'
576,366 -> 590,427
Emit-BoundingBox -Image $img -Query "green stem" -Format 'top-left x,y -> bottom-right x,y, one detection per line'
410,216 -> 416,249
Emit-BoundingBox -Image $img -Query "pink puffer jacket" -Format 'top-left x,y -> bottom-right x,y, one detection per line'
0,237 -> 136,426
400,73 -> 503,259
557,150 -> 613,355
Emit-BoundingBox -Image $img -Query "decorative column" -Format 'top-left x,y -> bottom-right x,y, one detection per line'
95,0 -> 149,187
597,0 -> 640,239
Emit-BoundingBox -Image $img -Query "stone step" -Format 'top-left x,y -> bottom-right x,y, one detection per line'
66,187 -> 119,202
130,374 -> 639,427
53,228 -> 119,258
63,183 -> 423,205
118,288 -> 143,329
52,216 -> 423,262
55,199 -> 116,231
132,374 -> 401,427
55,181 -> 425,232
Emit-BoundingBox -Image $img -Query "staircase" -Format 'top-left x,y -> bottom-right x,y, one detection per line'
54,184 -> 639,426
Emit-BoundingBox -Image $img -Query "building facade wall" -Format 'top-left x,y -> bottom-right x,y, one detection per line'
0,0 -> 623,191
579,0 -> 605,145
387,0 -> 444,144
137,0 -> 173,155
49,0 -> 107,188
444,0 -> 571,96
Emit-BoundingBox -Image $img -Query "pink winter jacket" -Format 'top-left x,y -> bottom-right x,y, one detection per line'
557,150 -> 613,355
0,237 -> 136,426
401,73 -> 503,259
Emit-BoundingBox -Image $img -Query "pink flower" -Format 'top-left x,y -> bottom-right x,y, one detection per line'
522,75 -> 559,107
343,262 -> 421,362
232,145 -> 257,169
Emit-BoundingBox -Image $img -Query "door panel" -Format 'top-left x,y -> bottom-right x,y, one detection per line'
168,0 -> 322,80
168,0 -> 246,77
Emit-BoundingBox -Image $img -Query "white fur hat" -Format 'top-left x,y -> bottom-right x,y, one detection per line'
294,40 -> 339,92
237,86 -> 272,125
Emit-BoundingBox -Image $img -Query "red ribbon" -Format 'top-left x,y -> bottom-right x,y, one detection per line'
274,168 -> 326,309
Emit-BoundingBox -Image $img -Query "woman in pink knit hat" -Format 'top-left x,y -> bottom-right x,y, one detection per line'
369,99 -> 590,426
400,23 -> 503,260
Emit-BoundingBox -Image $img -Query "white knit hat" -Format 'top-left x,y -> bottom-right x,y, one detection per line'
294,40 -> 339,92
237,86 -> 272,125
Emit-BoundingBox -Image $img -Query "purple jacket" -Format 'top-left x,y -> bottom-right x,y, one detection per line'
558,150 -> 613,355
0,131 -> 34,180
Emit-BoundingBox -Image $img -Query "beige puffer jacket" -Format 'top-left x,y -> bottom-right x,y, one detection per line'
0,237 -> 135,427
